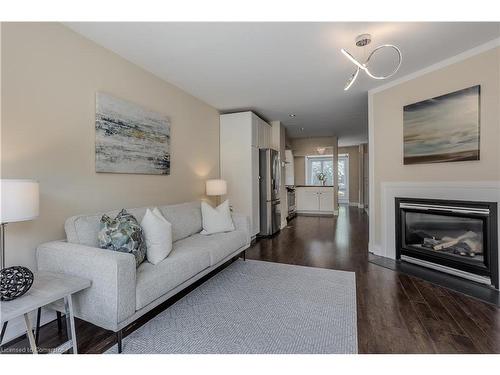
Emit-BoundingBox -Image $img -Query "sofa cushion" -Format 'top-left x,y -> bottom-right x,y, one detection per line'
200,200 -> 235,235
65,201 -> 201,247
98,209 -> 146,267
135,242 -> 211,310
158,201 -> 202,242
174,230 -> 247,266
141,208 -> 173,265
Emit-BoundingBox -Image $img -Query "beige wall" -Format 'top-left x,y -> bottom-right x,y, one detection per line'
361,144 -> 369,208
1,23 -> 220,269
338,145 -> 360,204
293,156 -> 307,185
291,138 -> 336,185
290,137 -> 337,157
371,47 -> 500,247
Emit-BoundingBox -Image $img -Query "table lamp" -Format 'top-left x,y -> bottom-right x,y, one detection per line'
0,179 -> 39,301
206,179 -> 227,197
206,179 -> 227,206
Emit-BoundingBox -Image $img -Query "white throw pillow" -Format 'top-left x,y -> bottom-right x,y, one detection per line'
200,200 -> 235,235
141,207 -> 172,265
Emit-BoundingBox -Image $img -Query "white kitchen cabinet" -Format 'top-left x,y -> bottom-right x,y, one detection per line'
296,188 -> 320,211
285,150 -> 294,186
319,190 -> 334,212
256,117 -> 271,149
251,116 -> 259,147
220,111 -> 271,237
296,186 -> 334,214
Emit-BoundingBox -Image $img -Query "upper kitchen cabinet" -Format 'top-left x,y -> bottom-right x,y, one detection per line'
285,149 -> 294,186
253,114 -> 272,149
220,111 -> 272,238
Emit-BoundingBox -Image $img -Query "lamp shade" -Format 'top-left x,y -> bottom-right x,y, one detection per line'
206,179 -> 227,196
1,179 -> 39,223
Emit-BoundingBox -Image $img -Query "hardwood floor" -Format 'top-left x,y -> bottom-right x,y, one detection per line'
248,206 -> 500,353
2,205 -> 499,354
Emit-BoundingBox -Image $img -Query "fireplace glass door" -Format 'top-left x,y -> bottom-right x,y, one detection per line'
396,198 -> 497,284
403,211 -> 485,268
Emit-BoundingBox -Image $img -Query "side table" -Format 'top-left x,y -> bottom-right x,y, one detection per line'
0,271 -> 90,354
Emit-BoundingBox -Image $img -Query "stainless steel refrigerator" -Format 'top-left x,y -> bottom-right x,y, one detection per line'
259,149 -> 281,236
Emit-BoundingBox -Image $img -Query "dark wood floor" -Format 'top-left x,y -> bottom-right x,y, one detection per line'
3,205 -> 499,353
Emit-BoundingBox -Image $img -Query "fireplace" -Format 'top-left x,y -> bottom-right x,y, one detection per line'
395,197 -> 498,289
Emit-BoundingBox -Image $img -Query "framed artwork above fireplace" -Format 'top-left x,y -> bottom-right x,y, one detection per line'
403,85 -> 480,165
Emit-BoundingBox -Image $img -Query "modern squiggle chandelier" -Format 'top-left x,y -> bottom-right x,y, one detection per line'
341,34 -> 402,91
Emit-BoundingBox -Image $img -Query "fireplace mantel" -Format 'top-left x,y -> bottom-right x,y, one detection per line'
371,181 -> 500,283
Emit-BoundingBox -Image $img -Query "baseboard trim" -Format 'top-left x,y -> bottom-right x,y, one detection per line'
280,220 -> 288,230
368,242 -> 382,256
297,211 -> 334,217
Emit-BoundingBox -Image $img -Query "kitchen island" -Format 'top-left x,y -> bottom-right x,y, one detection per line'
295,186 -> 336,215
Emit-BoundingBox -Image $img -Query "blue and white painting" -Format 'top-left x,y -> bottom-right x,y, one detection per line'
403,85 -> 480,165
96,92 -> 170,174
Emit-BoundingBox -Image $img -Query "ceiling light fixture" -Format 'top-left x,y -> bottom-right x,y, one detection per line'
316,147 -> 326,155
341,34 -> 402,91
289,114 -> 296,118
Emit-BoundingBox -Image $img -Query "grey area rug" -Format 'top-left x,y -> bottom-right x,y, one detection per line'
107,259 -> 357,354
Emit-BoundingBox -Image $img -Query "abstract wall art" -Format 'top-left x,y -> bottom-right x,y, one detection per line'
403,85 -> 480,165
95,92 -> 170,174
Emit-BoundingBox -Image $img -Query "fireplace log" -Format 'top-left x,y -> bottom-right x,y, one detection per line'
433,239 -> 459,251
433,231 -> 478,251
423,238 -> 440,248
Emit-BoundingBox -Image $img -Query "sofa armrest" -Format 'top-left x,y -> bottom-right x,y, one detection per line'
232,213 -> 251,246
36,241 -> 136,331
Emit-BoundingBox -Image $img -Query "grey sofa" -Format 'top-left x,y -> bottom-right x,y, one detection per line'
36,201 -> 250,352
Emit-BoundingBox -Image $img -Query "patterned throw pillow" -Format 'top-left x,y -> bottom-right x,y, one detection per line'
98,209 -> 146,267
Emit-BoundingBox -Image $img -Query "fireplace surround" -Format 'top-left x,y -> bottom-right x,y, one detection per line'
395,197 -> 498,289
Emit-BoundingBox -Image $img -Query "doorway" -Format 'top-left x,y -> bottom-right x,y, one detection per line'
338,154 -> 349,204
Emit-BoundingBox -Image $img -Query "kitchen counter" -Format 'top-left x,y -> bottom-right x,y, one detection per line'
295,186 -> 335,214
295,185 -> 334,188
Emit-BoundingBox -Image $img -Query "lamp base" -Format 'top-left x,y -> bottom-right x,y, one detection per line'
0,266 -> 34,301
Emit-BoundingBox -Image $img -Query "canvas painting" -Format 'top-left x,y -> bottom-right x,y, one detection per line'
95,92 -> 170,174
403,85 -> 480,165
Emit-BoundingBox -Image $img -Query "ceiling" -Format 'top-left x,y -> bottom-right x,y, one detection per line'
65,22 -> 500,146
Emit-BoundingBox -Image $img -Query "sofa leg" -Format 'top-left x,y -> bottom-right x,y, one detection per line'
56,311 -> 62,333
117,330 -> 123,354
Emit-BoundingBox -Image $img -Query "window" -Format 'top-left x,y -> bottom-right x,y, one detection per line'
305,154 -> 349,202
337,154 -> 349,202
306,155 -> 334,185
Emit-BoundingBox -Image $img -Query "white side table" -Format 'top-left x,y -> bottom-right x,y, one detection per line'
0,271 -> 90,354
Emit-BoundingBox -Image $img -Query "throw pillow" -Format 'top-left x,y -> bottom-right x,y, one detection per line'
98,209 -> 146,267
200,200 -> 235,235
141,207 -> 173,265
